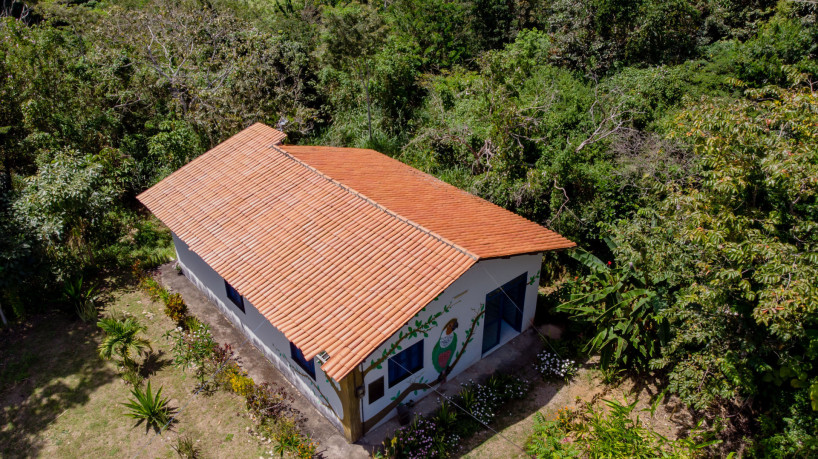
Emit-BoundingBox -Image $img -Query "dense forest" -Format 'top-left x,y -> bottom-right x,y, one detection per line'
1,0 -> 816,455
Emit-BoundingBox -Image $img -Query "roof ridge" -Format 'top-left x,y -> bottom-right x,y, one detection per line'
269,144 -> 479,261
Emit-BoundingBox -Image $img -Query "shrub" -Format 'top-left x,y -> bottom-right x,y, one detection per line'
166,322 -> 217,387
182,315 -> 202,332
121,366 -> 144,387
382,416 -> 454,459
164,292 -> 188,323
140,274 -> 169,303
229,372 -> 255,397
171,434 -> 200,458
263,415 -> 317,459
245,382 -> 293,422
122,380 -> 173,432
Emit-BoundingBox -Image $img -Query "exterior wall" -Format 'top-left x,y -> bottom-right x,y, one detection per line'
172,233 -> 345,432
360,253 -> 542,431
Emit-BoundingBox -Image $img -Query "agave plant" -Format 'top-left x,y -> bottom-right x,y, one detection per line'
98,316 -> 152,369
122,380 -> 172,432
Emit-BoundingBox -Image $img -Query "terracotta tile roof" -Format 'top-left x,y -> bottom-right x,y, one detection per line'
281,145 -> 575,258
137,123 -> 573,381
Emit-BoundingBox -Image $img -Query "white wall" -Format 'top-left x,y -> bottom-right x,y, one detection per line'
172,233 -> 345,431
360,253 -> 542,429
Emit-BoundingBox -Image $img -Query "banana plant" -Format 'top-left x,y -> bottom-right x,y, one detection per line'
557,239 -> 669,370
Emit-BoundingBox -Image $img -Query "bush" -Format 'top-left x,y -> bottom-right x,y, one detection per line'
97,315 -> 152,370
62,276 -> 100,323
140,274 -> 169,304
260,415 -> 317,459
382,416 -> 455,459
120,366 -> 144,387
166,322 -> 217,387
164,293 -> 188,323
182,315 -> 203,332
245,382 -> 293,422
171,434 -> 200,458
228,371 -> 255,398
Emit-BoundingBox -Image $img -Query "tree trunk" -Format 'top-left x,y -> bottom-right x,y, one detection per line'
362,60 -> 373,142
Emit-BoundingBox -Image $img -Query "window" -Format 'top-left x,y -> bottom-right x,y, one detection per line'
224,280 -> 245,313
290,342 -> 316,379
388,340 -> 424,387
368,377 -> 385,404
482,272 -> 527,354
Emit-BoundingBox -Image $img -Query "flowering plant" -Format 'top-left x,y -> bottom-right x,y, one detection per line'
165,321 -> 217,386
381,373 -> 529,458
534,350 -> 577,381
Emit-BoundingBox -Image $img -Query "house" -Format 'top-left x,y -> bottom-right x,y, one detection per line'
137,123 -> 575,441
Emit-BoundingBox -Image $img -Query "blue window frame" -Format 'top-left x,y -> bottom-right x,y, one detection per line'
224,280 -> 245,313
388,340 -> 424,387
482,272 -> 526,354
290,342 -> 316,379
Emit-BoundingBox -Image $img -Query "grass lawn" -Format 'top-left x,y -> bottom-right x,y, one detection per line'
0,279 -> 270,458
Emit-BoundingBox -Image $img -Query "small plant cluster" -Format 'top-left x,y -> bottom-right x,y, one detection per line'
534,350 -> 577,381
211,348 -> 314,457
228,368 -> 315,457
96,314 -> 175,433
164,293 -> 188,323
252,415 -> 318,459
381,373 -> 529,458
133,260 -> 190,327
525,399 -> 719,458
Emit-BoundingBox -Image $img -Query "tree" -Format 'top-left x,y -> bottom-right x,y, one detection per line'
319,3 -> 387,141
13,151 -> 120,280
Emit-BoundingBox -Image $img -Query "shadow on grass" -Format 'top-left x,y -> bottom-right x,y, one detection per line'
0,312 -> 117,458
139,349 -> 172,379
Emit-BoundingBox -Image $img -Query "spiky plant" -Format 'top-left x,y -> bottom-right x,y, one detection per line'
63,275 -> 100,322
97,316 -> 152,369
122,380 -> 172,432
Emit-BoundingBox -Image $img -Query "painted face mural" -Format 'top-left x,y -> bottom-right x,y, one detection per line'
432,318 -> 458,373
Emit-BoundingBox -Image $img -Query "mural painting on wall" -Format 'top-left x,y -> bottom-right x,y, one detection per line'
432,319 -> 458,377
362,296 -> 488,431
285,287 -> 495,433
